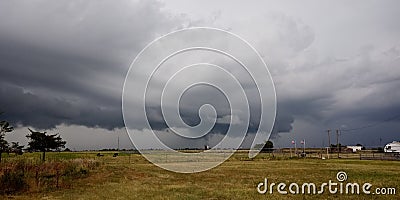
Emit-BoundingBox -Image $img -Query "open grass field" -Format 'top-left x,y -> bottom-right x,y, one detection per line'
1,151 -> 400,200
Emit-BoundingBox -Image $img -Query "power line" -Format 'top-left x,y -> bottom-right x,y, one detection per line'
340,113 -> 400,134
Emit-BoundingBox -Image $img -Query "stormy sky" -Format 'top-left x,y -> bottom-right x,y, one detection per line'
1,0 -> 400,150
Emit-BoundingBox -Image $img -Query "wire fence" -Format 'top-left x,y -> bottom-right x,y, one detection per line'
1,149 -> 399,167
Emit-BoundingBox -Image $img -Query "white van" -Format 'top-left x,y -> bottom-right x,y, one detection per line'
384,141 -> 400,153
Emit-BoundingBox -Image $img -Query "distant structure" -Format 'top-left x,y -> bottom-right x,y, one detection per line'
384,141 -> 400,153
346,146 -> 362,153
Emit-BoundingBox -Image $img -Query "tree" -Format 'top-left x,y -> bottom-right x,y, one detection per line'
0,138 -> 9,162
254,140 -> 274,153
263,140 -> 274,153
26,128 -> 66,161
0,112 -> 14,162
264,141 -> 274,149
10,142 -> 24,155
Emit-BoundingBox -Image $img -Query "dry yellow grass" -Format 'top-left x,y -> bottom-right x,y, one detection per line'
3,151 -> 400,200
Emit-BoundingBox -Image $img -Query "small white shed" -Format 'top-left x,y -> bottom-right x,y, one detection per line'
346,146 -> 362,153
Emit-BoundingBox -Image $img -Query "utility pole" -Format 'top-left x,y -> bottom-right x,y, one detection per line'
336,129 -> 340,158
292,140 -> 297,157
117,135 -> 120,151
326,147 -> 329,159
327,130 -> 331,153
302,139 -> 306,158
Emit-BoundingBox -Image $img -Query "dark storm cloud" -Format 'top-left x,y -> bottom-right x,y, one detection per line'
0,0 -> 184,130
0,36 -> 126,129
0,84 -> 123,130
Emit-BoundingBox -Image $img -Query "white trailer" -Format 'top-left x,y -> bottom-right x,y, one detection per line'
384,141 -> 400,153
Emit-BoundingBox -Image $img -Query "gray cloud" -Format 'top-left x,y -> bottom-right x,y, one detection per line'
1,0 -> 400,149
0,0 -> 183,130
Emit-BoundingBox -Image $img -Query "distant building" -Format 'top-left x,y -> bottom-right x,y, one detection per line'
346,146 -> 362,153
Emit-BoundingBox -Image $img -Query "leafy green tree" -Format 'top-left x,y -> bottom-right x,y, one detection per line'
262,140 -> 274,153
0,113 -> 14,162
26,128 -> 66,161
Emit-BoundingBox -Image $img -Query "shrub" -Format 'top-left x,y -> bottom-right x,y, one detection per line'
0,170 -> 28,194
0,158 -> 100,194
